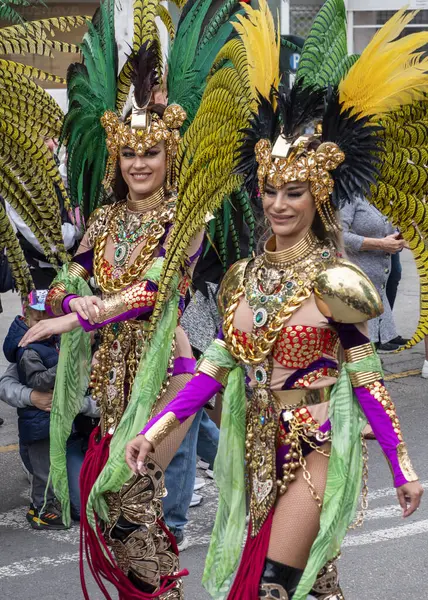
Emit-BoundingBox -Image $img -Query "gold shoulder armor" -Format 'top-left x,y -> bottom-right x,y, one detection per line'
218,258 -> 251,317
314,259 -> 383,323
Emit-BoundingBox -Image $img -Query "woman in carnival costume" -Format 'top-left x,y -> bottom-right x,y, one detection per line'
126,0 -> 427,598
19,0 -> 256,597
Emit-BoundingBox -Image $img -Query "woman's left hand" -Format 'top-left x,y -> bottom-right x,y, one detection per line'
19,313 -> 80,347
396,481 -> 424,518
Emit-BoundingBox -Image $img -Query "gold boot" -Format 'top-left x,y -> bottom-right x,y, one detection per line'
310,559 -> 344,599
259,582 -> 289,599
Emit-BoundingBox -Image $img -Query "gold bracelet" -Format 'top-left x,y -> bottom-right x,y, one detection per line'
98,294 -> 127,321
214,338 -> 228,350
46,284 -> 67,316
68,261 -> 90,282
144,412 -> 180,449
197,358 -> 230,386
344,342 -> 375,363
349,371 -> 382,387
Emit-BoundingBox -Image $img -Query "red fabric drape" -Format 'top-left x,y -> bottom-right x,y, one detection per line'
228,508 -> 275,599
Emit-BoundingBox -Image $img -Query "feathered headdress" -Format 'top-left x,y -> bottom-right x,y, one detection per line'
0,9 -> 88,296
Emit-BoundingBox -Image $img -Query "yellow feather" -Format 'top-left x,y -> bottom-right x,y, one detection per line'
232,0 -> 280,105
339,9 -> 428,117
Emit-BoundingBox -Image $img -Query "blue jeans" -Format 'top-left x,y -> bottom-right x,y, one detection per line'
163,409 -> 219,532
66,432 -> 88,520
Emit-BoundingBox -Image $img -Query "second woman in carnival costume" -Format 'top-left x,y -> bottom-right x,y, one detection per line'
127,0 -> 427,598
18,0 -> 257,597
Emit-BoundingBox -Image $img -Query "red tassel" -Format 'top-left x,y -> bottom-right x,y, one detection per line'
79,427 -> 186,599
227,509 -> 275,600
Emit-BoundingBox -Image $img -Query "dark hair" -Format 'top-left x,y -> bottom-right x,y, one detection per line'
111,104 -> 168,201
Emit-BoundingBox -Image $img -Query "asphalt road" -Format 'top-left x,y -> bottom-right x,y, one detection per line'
0,250 -> 427,600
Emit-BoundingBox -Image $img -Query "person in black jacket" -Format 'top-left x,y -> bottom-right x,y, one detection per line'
2,289 -> 66,530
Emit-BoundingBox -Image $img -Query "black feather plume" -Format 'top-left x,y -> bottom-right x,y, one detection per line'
276,82 -> 325,138
235,92 -> 279,192
129,41 -> 160,108
322,89 -> 383,207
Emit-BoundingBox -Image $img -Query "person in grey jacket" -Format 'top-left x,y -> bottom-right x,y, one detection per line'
340,196 -> 407,351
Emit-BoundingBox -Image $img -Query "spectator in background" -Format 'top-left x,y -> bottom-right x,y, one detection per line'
341,196 -> 407,351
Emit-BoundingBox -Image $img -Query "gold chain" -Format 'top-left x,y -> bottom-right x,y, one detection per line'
348,435 -> 369,529
299,450 -> 324,509
300,431 -> 332,457
223,285 -> 312,365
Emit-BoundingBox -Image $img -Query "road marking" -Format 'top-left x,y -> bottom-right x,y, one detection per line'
384,369 -> 421,381
0,553 -> 79,579
0,444 -> 19,453
343,519 -> 428,547
364,504 -> 401,521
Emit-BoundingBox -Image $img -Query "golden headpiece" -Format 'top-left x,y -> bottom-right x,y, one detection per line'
101,98 -> 187,192
255,133 -> 345,230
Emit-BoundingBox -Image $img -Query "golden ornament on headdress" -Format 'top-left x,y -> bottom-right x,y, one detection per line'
255,134 -> 345,231
100,101 -> 186,191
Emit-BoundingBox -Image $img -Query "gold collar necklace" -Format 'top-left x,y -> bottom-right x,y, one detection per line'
264,230 -> 317,266
126,186 -> 165,213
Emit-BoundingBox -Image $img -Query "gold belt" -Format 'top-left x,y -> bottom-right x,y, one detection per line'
272,388 -> 327,410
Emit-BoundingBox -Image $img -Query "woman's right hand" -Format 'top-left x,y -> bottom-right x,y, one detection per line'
69,295 -> 104,324
125,435 -> 154,475
380,233 -> 405,254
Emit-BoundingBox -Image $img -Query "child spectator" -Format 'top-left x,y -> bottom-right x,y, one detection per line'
2,289 -> 66,530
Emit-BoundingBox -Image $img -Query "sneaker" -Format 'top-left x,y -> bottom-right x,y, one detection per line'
189,493 -> 202,508
30,503 -> 67,530
206,468 -> 214,480
422,360 -> 428,379
173,529 -> 190,552
194,477 -> 206,491
389,336 -> 410,346
197,459 -> 209,470
377,342 -> 400,352
26,503 -> 37,524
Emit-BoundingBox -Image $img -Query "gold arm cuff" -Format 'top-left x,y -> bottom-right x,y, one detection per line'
197,358 -> 230,386
68,261 -> 90,282
98,293 -> 127,321
396,442 -> 418,482
144,412 -> 180,449
344,343 -> 375,363
214,338 -> 228,350
349,371 -> 382,387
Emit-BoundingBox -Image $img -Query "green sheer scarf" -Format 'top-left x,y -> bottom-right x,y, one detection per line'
293,351 -> 383,599
200,342 -> 247,599
48,263 -> 92,527
87,260 -> 180,524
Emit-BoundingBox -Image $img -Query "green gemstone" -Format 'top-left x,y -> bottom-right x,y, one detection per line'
255,370 -> 263,382
255,312 -> 263,323
260,295 -> 267,304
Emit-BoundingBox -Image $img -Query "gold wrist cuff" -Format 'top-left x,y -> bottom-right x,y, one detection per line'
68,261 -> 90,282
47,283 -> 67,316
144,412 -> 180,449
98,293 -> 127,321
344,343 -> 375,363
349,371 -> 382,387
396,442 -> 418,482
197,358 -> 230,386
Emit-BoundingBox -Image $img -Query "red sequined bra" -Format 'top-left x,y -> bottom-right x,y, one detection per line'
232,325 -> 339,369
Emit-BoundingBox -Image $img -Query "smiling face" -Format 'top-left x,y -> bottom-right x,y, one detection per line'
119,142 -> 167,199
262,180 -> 316,244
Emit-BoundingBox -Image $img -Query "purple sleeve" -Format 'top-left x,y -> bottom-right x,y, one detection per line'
77,304 -> 154,332
329,320 -> 369,349
354,384 -> 408,487
141,373 -> 222,435
62,295 -> 79,314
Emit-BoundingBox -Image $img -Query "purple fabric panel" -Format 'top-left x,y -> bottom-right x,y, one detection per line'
178,296 -> 186,313
354,384 -> 408,487
282,358 -> 338,390
172,357 -> 196,376
73,249 -> 94,274
158,246 -> 166,258
186,243 -> 203,266
77,304 -> 153,332
217,328 -> 225,341
62,294 -> 79,314
145,280 -> 158,292
141,372 -> 222,434
329,320 -> 369,350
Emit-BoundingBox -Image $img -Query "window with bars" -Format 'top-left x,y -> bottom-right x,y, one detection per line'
290,3 -> 323,38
